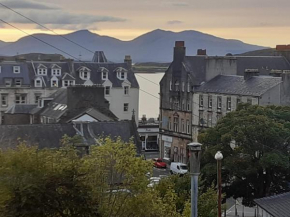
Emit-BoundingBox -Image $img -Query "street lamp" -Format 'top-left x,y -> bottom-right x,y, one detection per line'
215,151 -> 223,217
187,142 -> 202,217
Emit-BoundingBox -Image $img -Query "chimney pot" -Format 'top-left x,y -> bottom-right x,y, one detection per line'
175,41 -> 185,47
244,69 -> 259,80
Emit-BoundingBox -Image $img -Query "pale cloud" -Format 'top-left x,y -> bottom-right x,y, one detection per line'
172,2 -> 188,7
0,0 -> 59,10
167,20 -> 183,25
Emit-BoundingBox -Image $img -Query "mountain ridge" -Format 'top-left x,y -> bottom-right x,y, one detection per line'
0,29 -> 268,62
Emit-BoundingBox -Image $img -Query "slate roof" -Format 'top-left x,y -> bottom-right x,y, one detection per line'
254,192 -> 290,217
236,56 -> 290,75
92,51 -> 108,63
0,62 -> 31,86
195,75 -> 282,96
73,62 -> 139,88
0,121 -> 142,154
67,108 -> 116,122
183,56 -> 207,85
5,104 -> 37,114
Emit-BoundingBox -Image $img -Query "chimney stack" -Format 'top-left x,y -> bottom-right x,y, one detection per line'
197,49 -> 207,56
244,69 -> 259,80
173,41 -> 186,62
124,55 -> 132,70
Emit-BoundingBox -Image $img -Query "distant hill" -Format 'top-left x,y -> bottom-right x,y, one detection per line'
238,48 -> 277,56
0,29 -> 267,62
0,40 -> 8,48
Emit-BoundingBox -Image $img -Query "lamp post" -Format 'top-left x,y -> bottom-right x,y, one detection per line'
215,151 -> 223,217
187,142 -> 202,217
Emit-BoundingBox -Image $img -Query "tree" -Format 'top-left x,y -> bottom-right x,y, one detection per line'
199,104 -> 290,206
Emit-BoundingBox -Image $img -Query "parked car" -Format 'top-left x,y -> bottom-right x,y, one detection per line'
152,158 -> 167,168
170,162 -> 188,175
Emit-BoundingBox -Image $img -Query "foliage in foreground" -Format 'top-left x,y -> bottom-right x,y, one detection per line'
199,104 -> 290,206
0,137 -> 217,217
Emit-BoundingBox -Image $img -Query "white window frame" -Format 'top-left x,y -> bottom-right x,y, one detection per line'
1,94 -> 8,107
175,81 -> 179,91
123,103 -> 129,112
124,86 -> 129,95
102,71 -> 108,80
187,83 -> 190,92
105,86 -> 110,96
199,95 -> 204,107
34,94 -> 41,104
227,97 -> 231,110
182,82 -> 185,92
15,94 -> 26,104
173,117 -> 179,132
5,79 -> 12,87
186,120 -> 190,134
168,117 -> 172,130
35,78 -> 42,87
170,81 -> 172,91
51,78 -> 58,87
63,80 -> 75,87
13,66 -> 20,74
217,96 -> 222,109
52,69 -> 61,76
37,68 -> 47,76
15,79 -> 22,87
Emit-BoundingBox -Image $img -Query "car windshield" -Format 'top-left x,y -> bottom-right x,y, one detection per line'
180,165 -> 188,170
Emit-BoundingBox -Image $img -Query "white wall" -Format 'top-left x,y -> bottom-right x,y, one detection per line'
105,87 -> 139,123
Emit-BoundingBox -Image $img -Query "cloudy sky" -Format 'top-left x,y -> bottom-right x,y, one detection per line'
0,0 -> 289,47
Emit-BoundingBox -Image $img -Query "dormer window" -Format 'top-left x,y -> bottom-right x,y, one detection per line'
79,67 -> 91,80
13,66 -> 20,73
35,78 -> 42,87
102,71 -> 108,80
15,78 -> 22,87
115,67 -> 127,80
52,68 -> 61,76
5,79 -> 12,87
38,68 -> 47,76
63,80 -> 75,87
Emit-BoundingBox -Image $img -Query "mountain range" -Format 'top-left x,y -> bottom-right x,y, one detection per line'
0,29 -> 267,62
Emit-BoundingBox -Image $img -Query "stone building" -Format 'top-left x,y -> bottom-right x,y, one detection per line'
0,52 -> 139,124
159,41 -> 290,163
192,70 -> 290,141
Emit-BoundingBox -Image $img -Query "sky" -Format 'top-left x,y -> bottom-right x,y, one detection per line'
0,0 -> 289,47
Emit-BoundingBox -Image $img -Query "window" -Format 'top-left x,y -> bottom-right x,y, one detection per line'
1,94 -> 8,107
199,111 -> 204,126
13,66 -> 20,73
35,94 -> 41,104
186,120 -> 190,134
102,71 -> 108,80
63,80 -> 75,87
15,94 -> 26,104
15,79 -> 22,87
247,98 -> 252,104
124,86 -> 129,95
181,119 -> 185,133
182,82 -> 185,92
207,112 -> 212,127
187,100 -> 190,111
208,96 -> 212,108
199,95 -> 204,107
105,86 -> 110,95
120,72 -> 125,79
51,79 -> 58,87
237,97 -> 241,105
182,99 -> 185,110
83,71 -> 88,79
168,117 -> 172,130
173,117 -> 179,132
174,98 -> 179,110
35,78 -> 42,87
175,81 -> 179,91
52,69 -> 61,76
187,83 -> 190,92
227,97 -> 231,110
124,103 -> 129,112
170,80 -> 172,91
5,79 -> 12,87
169,97 -> 172,109
217,96 -> 222,109
38,68 -> 47,75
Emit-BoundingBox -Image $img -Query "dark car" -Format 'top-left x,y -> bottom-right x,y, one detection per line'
152,158 -> 167,168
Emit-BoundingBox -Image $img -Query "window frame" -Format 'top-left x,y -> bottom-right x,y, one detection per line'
35,78 -> 42,87
173,117 -> 179,132
199,95 -> 204,107
5,79 -> 12,87
15,94 -> 26,104
1,94 -> 8,107
123,103 -> 129,112
208,95 -> 212,108
168,117 -> 172,130
217,96 -> 222,109
186,120 -> 190,134
13,66 -> 20,74
105,86 -> 110,96
15,79 -> 22,87
124,86 -> 129,95
34,94 -> 41,104
227,97 -> 232,110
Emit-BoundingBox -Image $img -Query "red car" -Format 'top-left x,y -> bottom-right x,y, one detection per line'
152,158 -> 167,168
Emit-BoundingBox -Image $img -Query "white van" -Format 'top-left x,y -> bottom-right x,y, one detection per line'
170,162 -> 188,175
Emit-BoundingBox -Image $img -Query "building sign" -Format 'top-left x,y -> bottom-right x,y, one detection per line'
162,135 -> 172,143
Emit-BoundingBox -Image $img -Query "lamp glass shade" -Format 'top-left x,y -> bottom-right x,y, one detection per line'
215,151 -> 223,160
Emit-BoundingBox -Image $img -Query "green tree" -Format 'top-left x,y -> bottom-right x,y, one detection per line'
199,104 -> 290,206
